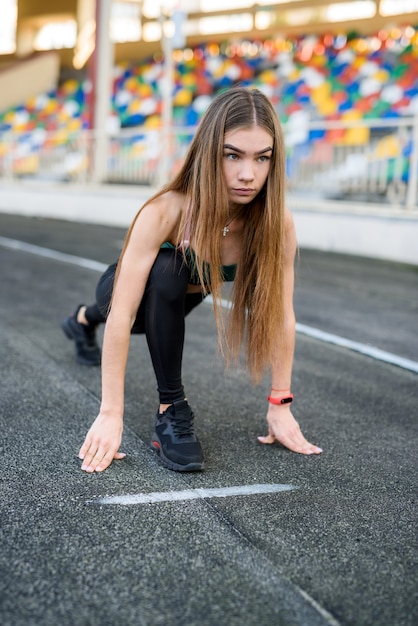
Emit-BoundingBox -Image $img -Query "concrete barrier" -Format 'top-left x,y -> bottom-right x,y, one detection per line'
0,181 -> 417,265
290,196 -> 418,266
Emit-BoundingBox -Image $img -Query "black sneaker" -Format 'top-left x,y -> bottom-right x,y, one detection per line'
151,400 -> 204,472
61,305 -> 101,366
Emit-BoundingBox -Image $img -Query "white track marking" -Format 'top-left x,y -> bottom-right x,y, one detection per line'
295,322 -> 418,374
206,296 -> 418,374
0,236 -> 108,273
295,588 -> 342,626
2,236 -> 417,374
95,482 -> 342,625
94,483 -> 297,505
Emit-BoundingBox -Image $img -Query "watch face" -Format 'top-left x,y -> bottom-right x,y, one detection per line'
281,397 -> 292,404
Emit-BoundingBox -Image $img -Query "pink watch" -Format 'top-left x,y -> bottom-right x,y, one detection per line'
267,393 -> 294,405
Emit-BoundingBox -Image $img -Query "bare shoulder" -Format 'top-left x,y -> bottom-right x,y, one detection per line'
131,190 -> 186,246
140,190 -> 185,224
148,189 -> 184,213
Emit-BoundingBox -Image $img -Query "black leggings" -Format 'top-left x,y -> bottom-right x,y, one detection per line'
84,248 -> 205,404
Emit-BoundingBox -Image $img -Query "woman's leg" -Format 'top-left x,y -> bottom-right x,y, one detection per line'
61,303 -> 103,366
143,249 -> 191,404
62,263 -> 116,366
66,256 -> 205,378
84,304 -> 106,326
95,261 -> 118,318
142,249 -> 204,471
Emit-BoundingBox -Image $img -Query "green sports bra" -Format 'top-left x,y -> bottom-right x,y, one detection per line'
161,242 -> 236,284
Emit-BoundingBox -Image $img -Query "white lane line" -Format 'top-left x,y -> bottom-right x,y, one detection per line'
208,296 -> 418,374
295,323 -> 418,374
2,236 -> 417,374
296,588 -> 342,626
0,236 -> 108,273
96,482 -> 342,626
94,483 -> 297,505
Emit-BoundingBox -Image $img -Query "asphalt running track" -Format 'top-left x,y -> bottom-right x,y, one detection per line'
0,212 -> 417,626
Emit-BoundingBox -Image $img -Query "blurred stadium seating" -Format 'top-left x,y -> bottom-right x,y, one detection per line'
0,1 -> 417,209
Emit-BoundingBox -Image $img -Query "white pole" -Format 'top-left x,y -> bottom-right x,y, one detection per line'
158,14 -> 174,188
92,0 -> 113,183
406,115 -> 418,210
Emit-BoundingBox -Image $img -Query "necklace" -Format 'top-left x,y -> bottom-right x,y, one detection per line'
222,210 -> 242,237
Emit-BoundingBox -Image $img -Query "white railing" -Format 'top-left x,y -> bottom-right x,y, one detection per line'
285,116 -> 418,209
1,117 -> 417,209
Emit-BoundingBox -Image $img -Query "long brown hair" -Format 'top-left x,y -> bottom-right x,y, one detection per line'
118,87 -> 287,382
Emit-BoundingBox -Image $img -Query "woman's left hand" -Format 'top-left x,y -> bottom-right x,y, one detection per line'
258,404 -> 322,455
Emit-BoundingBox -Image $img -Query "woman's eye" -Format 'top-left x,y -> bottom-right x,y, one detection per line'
224,153 -> 238,160
257,155 -> 270,162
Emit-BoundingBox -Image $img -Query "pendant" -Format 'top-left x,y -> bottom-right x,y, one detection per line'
222,226 -> 229,237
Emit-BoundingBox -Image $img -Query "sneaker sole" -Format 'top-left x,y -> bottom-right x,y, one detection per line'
151,436 -> 204,472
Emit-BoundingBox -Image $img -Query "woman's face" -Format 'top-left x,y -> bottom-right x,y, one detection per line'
222,125 -> 273,208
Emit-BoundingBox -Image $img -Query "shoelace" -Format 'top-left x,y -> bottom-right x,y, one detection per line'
170,410 -> 195,438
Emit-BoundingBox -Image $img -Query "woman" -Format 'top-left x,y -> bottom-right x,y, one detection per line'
63,87 -> 322,473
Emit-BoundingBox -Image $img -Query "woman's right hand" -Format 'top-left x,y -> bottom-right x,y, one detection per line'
78,413 -> 125,473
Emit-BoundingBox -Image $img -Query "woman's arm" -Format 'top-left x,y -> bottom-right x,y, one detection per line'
258,210 -> 322,455
79,194 -> 182,472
